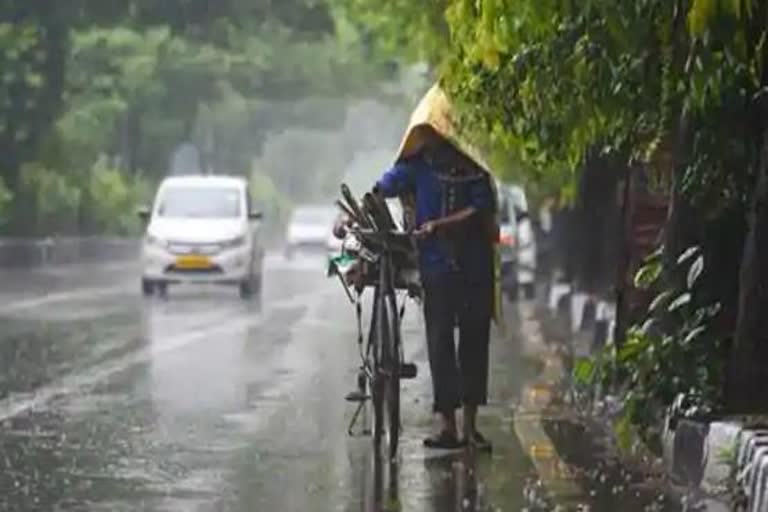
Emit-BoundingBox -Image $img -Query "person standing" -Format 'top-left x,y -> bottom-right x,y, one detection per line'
374,135 -> 496,451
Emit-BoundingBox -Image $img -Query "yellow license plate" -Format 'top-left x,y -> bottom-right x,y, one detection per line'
175,254 -> 213,270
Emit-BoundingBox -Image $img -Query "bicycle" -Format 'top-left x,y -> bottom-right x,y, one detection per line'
327,184 -> 420,461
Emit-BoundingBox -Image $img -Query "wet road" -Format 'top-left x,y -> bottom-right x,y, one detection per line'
0,255 -> 678,511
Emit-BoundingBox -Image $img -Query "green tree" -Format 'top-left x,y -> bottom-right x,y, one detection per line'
344,0 -> 768,415
0,0 -> 400,235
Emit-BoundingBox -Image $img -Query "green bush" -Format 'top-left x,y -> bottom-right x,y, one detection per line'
0,176 -> 12,228
7,159 -> 150,236
19,162 -> 81,234
84,157 -> 150,235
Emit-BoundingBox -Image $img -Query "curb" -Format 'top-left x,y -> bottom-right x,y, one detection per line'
546,277 -> 741,509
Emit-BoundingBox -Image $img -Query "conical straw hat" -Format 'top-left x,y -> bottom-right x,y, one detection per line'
394,84 -> 492,175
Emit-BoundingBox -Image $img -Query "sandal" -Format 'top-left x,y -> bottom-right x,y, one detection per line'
467,431 -> 493,452
423,431 -> 465,450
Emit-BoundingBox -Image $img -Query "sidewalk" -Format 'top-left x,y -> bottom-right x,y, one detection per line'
391,292 -> 690,510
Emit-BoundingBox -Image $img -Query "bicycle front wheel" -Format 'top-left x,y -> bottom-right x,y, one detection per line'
374,289 -> 401,461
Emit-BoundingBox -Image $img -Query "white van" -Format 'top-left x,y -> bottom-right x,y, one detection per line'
138,175 -> 264,299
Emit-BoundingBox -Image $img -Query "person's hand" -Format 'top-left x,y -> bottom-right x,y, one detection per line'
333,215 -> 353,239
415,220 -> 438,239
344,260 -> 365,290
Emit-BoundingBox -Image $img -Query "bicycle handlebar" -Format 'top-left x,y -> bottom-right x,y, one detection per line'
348,227 -> 413,239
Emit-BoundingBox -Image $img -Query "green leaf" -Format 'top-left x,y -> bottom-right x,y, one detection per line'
639,317 -> 655,334
649,290 -> 674,312
618,338 -> 647,362
573,358 -> 596,385
683,325 -> 707,344
677,246 -> 701,265
668,293 -> 692,312
634,261 -> 662,289
687,255 -> 705,289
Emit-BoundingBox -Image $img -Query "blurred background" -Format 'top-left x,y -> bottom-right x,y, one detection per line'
0,1 -> 430,243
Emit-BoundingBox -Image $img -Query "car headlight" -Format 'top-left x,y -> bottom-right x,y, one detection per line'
220,235 -> 246,249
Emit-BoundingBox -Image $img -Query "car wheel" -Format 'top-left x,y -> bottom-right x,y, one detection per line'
284,246 -> 294,260
142,279 -> 155,297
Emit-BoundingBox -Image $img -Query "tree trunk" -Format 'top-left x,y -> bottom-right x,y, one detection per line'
723,0 -> 768,413
726,131 -> 768,412
573,150 -> 622,295
613,165 -> 634,347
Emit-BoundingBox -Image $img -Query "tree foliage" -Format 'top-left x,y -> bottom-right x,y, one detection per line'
344,0 -> 768,414
0,0 -> 398,235
336,0 -> 450,64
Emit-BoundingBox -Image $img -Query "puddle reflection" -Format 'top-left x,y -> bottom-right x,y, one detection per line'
355,448 -> 491,512
424,453 -> 481,511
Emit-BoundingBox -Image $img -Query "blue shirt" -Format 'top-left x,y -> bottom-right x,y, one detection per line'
376,155 -> 493,278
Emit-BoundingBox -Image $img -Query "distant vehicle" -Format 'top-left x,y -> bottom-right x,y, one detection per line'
507,184 -> 537,299
285,205 -> 338,259
138,175 -> 264,300
496,183 -> 520,300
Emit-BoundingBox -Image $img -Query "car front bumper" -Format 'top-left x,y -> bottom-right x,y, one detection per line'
142,245 -> 253,284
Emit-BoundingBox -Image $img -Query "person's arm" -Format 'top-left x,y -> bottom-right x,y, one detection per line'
374,160 -> 414,198
418,176 -> 491,237
417,207 -> 476,236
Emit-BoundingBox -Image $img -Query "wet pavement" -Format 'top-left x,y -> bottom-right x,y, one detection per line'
0,255 -> 682,511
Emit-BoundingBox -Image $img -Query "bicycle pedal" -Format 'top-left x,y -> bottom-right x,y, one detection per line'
345,390 -> 369,402
400,362 -> 418,380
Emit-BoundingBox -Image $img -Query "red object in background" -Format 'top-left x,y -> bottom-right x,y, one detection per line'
499,232 -> 516,247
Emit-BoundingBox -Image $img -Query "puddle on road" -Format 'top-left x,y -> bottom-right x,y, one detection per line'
342,418 -> 684,512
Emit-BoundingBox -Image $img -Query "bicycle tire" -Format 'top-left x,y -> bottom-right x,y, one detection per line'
384,291 -> 401,461
371,290 -> 385,453
372,374 -> 385,451
372,286 -> 401,460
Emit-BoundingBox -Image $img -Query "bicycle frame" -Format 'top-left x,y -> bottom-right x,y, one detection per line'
347,241 -> 402,435
332,185 -> 415,459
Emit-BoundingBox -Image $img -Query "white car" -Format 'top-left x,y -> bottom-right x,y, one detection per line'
284,205 -> 338,259
496,183 -> 519,300
139,175 -> 264,299
505,184 -> 537,298
496,183 -> 537,300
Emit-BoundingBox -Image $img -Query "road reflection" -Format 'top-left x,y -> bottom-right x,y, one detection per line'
371,452 -> 400,512
355,447 -> 491,512
424,452 -> 480,511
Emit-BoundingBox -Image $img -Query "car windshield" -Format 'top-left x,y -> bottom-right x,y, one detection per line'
157,186 -> 241,218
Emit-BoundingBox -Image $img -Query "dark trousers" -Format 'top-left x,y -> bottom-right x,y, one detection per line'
423,272 -> 492,415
